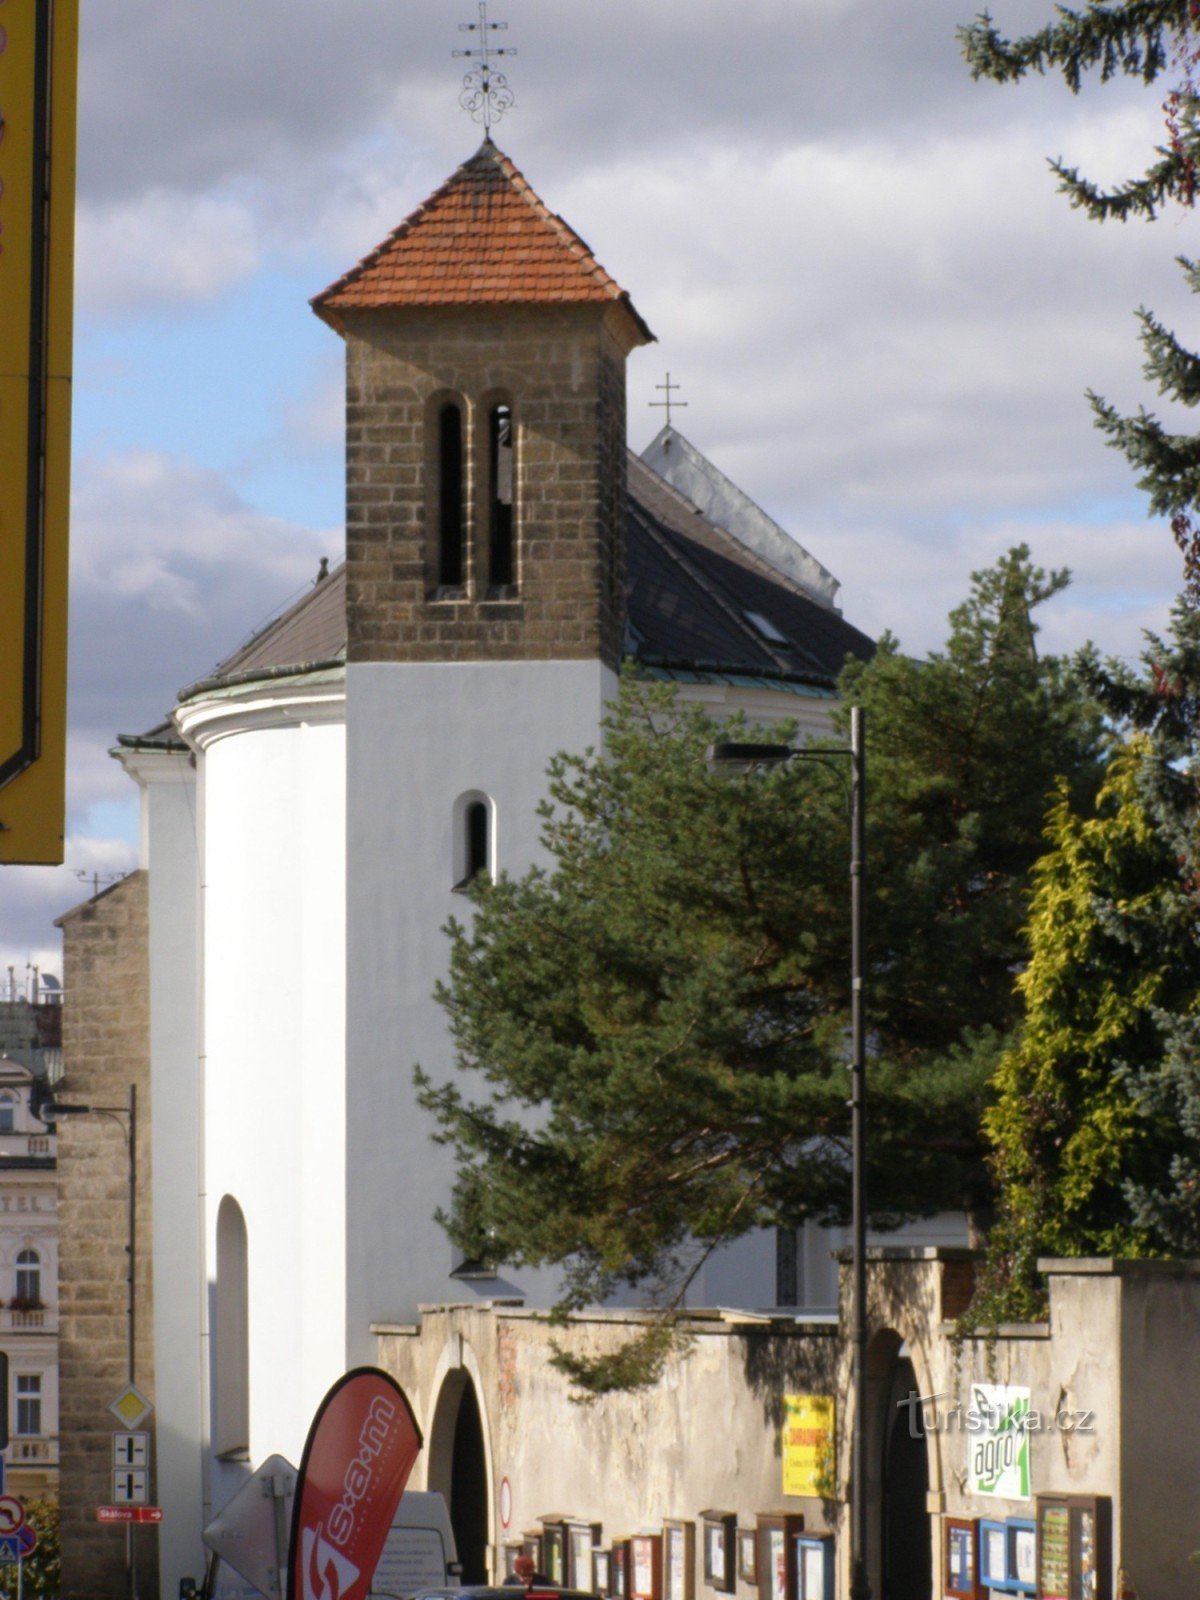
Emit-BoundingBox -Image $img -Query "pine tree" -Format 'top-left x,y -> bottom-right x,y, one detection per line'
418,553 -> 1104,1389
960,2 -> 1200,594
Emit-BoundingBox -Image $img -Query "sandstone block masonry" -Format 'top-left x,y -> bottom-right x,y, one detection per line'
55,873 -> 158,1600
343,303 -> 636,670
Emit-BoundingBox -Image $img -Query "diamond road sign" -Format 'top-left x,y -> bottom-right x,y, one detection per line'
108,1385 -> 153,1429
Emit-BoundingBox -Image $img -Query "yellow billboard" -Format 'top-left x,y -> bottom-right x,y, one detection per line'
0,0 -> 78,863
782,1394 -> 836,1498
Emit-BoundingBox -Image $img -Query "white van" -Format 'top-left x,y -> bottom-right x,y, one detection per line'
370,1490 -> 461,1599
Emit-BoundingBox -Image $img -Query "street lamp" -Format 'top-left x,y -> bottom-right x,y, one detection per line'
44,1087 -> 139,1599
706,708 -> 870,1600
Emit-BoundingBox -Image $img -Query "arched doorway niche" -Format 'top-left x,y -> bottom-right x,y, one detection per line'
862,1326 -> 941,1600
427,1337 -> 494,1583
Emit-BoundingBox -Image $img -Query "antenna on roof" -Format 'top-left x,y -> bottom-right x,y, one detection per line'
650,372 -> 688,434
454,2 -> 516,135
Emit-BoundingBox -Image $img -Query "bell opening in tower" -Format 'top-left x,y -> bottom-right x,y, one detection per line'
438,401 -> 466,590
488,402 -> 515,593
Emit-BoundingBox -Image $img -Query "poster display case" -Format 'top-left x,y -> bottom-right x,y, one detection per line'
664,1520 -> 696,1600
523,1530 -> 545,1572
503,1543 -> 523,1581
793,1535 -> 833,1600
611,1540 -> 631,1600
737,1530 -> 758,1588
979,1517 -> 1036,1596
594,1549 -> 612,1598
1035,1495 -> 1111,1600
541,1520 -> 569,1584
631,1533 -> 664,1600
756,1513 -> 805,1600
943,1517 -> 982,1600
700,1512 -> 736,1593
568,1523 -> 603,1589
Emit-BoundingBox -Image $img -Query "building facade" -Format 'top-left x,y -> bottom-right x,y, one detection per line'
54,139 -> 984,1600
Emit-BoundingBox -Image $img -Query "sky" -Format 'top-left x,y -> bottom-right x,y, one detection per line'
1,0 -> 1193,980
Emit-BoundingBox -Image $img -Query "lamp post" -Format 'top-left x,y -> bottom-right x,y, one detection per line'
46,1087 -> 139,1599
706,708 -> 870,1600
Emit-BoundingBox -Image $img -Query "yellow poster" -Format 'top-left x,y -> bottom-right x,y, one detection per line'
0,0 -> 78,863
782,1394 -> 835,1498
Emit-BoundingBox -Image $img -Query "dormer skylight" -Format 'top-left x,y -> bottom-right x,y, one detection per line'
744,610 -> 789,645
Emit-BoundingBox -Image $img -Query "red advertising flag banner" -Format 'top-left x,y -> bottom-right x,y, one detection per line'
287,1367 -> 423,1600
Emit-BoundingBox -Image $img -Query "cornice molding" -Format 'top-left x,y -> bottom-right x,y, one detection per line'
174,675 -> 346,754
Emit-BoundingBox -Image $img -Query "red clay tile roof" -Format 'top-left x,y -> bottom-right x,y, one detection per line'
311,139 -> 653,341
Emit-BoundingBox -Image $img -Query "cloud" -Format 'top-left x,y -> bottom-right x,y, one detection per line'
63,449 -> 337,875
0,833 -> 138,983
77,189 -> 262,316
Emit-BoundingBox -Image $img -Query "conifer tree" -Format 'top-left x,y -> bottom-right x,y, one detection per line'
960,2 -> 1200,594
418,552 -> 1103,1389
983,745 -> 1193,1279
974,608 -> 1200,1318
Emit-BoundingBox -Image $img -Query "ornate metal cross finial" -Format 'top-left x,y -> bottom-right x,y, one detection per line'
650,372 -> 688,429
454,3 -> 516,134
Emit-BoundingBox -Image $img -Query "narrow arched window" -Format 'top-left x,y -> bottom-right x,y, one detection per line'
452,792 -> 494,891
466,802 -> 488,880
488,403 -> 515,591
0,1096 -> 15,1135
439,402 -> 465,589
15,1250 -> 40,1304
214,1195 -> 250,1459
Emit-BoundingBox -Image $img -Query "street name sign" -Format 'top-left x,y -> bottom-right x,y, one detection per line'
98,1506 -> 163,1525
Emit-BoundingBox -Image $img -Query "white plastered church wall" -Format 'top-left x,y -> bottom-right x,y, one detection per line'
177,686 -> 347,1490
344,657 -> 616,1358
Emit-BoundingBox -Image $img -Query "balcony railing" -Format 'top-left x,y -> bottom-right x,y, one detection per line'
8,1437 -> 57,1465
0,1308 -> 54,1332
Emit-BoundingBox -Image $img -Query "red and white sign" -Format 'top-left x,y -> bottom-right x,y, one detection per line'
97,1506 -> 164,1525
286,1367 -> 422,1600
0,1497 -> 22,1535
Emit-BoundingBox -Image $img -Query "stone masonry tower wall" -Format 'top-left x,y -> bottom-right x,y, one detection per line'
56,874 -> 158,1600
312,139 -> 652,672
343,301 -> 634,669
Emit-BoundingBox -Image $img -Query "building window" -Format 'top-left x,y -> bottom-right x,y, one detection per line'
0,1096 -> 15,1134
14,1249 -> 40,1305
214,1195 -> 250,1460
487,403 -> 515,592
438,401 -> 466,590
15,1375 -> 41,1436
452,791 -> 494,891
775,1226 -> 799,1308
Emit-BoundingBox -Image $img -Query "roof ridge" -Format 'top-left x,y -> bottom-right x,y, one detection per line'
627,453 -> 823,610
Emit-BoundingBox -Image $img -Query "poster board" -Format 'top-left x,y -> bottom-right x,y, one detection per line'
700,1512 -> 735,1593
664,1520 -> 695,1600
943,1517 -> 982,1600
781,1397 -> 836,1499
1035,1495 -> 1110,1600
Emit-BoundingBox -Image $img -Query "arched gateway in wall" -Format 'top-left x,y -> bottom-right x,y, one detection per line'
865,1329 -> 934,1600
428,1366 -> 490,1583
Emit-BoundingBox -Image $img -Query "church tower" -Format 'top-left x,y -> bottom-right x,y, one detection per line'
312,142 -> 652,1353
312,139 -> 653,669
